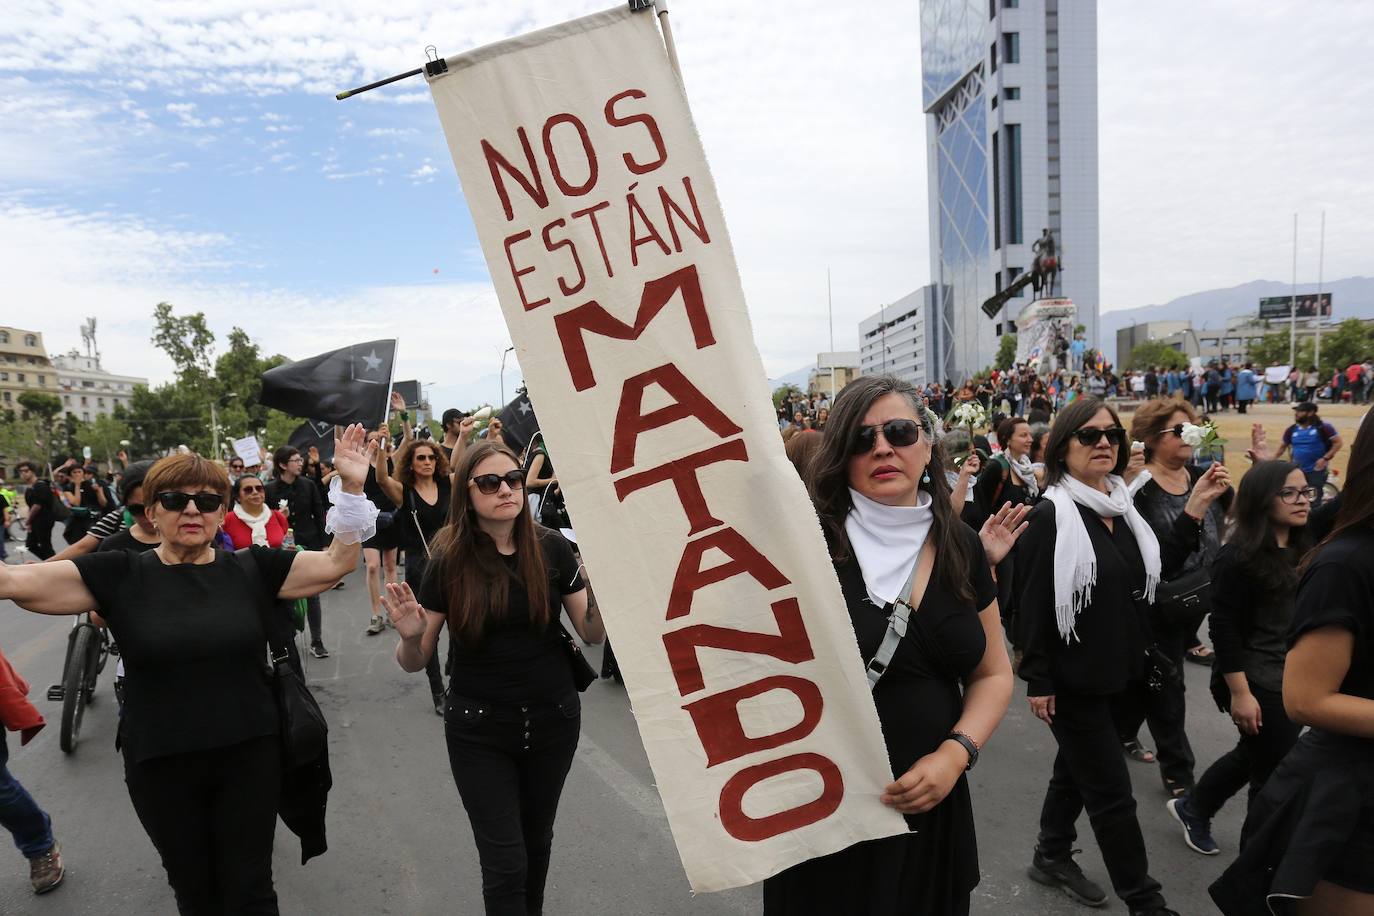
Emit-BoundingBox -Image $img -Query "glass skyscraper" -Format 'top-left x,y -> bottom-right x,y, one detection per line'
919,0 -> 1099,382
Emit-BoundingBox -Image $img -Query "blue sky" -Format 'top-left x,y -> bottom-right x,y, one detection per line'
3,1 -> 1372,413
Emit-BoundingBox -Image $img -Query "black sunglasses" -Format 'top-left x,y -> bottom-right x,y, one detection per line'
156,491 -> 224,513
125,503 -> 144,516
239,484 -> 264,494
852,419 -> 922,454
1160,423 -> 1188,438
469,469 -> 526,495
1071,426 -> 1127,448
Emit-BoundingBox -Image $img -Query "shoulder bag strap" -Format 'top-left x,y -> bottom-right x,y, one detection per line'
407,487 -> 432,559
231,548 -> 291,666
866,540 -> 936,690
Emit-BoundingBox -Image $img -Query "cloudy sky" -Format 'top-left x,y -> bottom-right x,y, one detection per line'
2,0 -> 1370,410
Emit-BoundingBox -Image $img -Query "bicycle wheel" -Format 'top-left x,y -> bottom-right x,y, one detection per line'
59,625 -> 95,754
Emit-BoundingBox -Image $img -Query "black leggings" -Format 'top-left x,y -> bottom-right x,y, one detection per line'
1191,684 -> 1301,820
446,696 -> 580,916
124,735 -> 282,915
404,554 -> 446,699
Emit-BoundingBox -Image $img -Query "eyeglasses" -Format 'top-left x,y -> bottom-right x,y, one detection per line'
1071,426 -> 1127,448
239,485 -> 264,494
412,453 -> 437,463
469,470 -> 526,495
156,491 -> 224,513
1278,486 -> 1318,504
229,464 -> 244,471
1161,424 -> 1186,438
125,503 -> 144,516
852,419 -> 922,454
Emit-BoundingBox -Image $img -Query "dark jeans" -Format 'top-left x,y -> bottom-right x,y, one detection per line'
305,594 -> 322,646
0,731 -> 54,859
1111,619 -> 1195,792
1305,469 -> 1328,509
26,522 -> 54,560
405,554 -> 446,699
446,695 -> 580,916
1038,692 -> 1166,911
124,735 -> 282,915
1191,684 -> 1301,820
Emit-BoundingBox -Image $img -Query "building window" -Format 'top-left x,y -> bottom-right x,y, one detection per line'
1003,33 -> 1020,65
24,335 -> 36,347
0,372 -> 6,381
1003,0 -> 1019,7
37,375 -> 44,385
990,41 -> 998,73
1004,86 -> 1020,100
0,331 -> 7,343
1006,123 -> 1023,244
26,357 -> 34,364
82,380 -> 94,388
82,412 -> 90,422
1007,267 -> 1023,291
991,129 -> 1001,247
16,373 -> 24,383
1201,338 -> 1219,348
63,395 -> 70,405
80,396 -> 87,406
989,0 -> 997,19
97,397 -> 105,407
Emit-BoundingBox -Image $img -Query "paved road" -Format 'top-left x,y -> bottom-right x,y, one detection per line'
1,553 -> 1243,914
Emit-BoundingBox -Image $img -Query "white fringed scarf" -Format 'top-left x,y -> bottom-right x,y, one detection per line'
1045,473 -> 1161,642
844,488 -> 934,607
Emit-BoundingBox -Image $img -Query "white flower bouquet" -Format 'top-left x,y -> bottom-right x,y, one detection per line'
1179,420 -> 1225,451
947,400 -> 988,431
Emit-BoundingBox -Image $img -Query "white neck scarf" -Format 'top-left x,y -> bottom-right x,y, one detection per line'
232,502 -> 272,547
844,488 -> 935,607
1006,452 -> 1041,498
1045,473 -> 1161,642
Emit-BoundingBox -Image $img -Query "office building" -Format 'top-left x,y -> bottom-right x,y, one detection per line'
859,286 -> 943,385
0,326 -> 62,413
919,0 -> 1099,381
808,352 -> 861,398
50,351 -> 146,423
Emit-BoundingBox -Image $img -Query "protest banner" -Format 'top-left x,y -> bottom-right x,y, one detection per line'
231,435 -> 262,467
427,4 -> 905,892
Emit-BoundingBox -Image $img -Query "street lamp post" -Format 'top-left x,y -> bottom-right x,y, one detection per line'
499,346 -> 516,408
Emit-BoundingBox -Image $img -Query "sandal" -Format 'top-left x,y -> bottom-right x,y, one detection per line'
1163,777 -> 1191,799
1122,739 -> 1157,764
1185,645 -> 1215,666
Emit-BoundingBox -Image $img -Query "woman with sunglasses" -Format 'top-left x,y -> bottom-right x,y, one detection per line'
381,440 -> 598,916
1112,398 -> 1232,794
1016,396 -> 1188,916
375,432 -> 452,714
764,375 -> 1017,916
1211,407 -> 1374,915
1163,461 -> 1309,858
0,425 -> 378,913
223,474 -> 289,551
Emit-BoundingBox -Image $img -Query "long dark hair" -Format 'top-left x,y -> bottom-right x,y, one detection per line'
809,375 -> 974,605
1306,406 -> 1374,569
1227,460 -> 1307,591
1042,396 -> 1129,487
429,441 -> 549,646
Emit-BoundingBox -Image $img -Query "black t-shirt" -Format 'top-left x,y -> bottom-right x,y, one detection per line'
25,480 -> 55,529
400,479 -> 451,552
1291,527 -> 1374,701
72,546 -> 296,763
99,527 -> 158,554
419,527 -> 585,706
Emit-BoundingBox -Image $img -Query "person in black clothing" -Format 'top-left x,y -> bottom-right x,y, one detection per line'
1016,397 -> 1183,916
60,464 -> 110,545
1211,407 -> 1374,915
970,416 -> 1042,641
764,375 -> 1018,916
0,427 -> 375,914
15,462 -> 56,560
1165,460 -> 1310,857
1116,397 -> 1232,795
361,428 -> 402,636
383,440 -> 600,916
266,446 -> 330,658
375,433 -> 452,714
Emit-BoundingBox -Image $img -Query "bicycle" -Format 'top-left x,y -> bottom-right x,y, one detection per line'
46,612 -> 112,754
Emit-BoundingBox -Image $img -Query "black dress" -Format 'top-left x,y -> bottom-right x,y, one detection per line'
763,524 -> 997,916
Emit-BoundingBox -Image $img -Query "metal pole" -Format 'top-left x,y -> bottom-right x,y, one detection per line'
827,268 -> 835,399
500,346 -> 515,407
655,1 -> 684,84
1289,213 -> 1298,368
880,302 -> 887,373
1314,210 -> 1326,374
209,400 -> 218,459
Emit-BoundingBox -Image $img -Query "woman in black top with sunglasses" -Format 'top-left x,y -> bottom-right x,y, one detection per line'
383,441 -> 600,916
0,427 -> 375,913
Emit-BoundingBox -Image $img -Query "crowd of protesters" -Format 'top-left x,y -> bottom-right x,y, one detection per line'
1,372 -> 1372,915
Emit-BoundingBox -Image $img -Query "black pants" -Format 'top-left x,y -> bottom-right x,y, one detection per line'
26,522 -> 54,560
1038,692 -> 1166,911
124,735 -> 281,915
446,695 -> 580,916
1111,619 -> 1195,793
404,554 -> 446,699
1191,684 -> 1301,820
1237,399 -> 1253,414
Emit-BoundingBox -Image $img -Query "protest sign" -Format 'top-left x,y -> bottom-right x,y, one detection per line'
232,436 -> 262,467
427,4 -> 904,892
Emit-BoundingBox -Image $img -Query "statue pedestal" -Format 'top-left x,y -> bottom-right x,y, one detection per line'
1015,298 -> 1077,377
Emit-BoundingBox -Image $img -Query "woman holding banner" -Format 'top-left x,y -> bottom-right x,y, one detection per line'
382,440 -> 600,916
763,375 -> 1017,915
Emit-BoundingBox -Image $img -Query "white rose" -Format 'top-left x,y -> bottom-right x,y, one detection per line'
1179,423 -> 1205,448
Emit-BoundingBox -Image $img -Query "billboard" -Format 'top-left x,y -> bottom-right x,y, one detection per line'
1258,293 -> 1331,321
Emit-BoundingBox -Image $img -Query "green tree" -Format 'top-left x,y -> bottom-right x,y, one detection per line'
1128,340 -> 1188,371
995,334 -> 1018,371
82,413 -> 132,469
152,302 -> 216,393
1246,330 -> 1313,372
772,383 -> 804,411
1312,318 -> 1374,377
16,391 -> 63,466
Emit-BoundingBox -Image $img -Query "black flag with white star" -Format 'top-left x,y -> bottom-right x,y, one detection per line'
260,338 -> 397,427
287,419 -> 337,464
498,387 -> 539,454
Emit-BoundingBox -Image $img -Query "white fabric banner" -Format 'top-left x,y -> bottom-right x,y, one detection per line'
428,5 -> 904,892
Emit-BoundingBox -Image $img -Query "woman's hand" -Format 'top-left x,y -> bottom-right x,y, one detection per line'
1230,690 -> 1263,736
979,501 -> 1031,566
881,743 -> 966,814
332,423 -> 377,495
390,390 -> 406,413
1122,447 -> 1146,484
1184,462 -> 1231,517
1029,694 -> 1056,725
959,452 -> 981,479
1246,423 -> 1272,463
381,582 -> 427,642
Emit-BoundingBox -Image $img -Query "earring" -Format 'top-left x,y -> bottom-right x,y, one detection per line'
921,471 -> 931,484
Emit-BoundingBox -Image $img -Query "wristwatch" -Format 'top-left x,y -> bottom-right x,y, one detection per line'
946,732 -> 980,770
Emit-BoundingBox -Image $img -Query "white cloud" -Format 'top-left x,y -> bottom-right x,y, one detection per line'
408,160 -> 437,184
366,127 -> 418,138
165,101 -> 223,129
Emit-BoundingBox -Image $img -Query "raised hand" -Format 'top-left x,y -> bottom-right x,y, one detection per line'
390,390 -> 407,412
979,501 -> 1032,566
1246,423 -> 1272,463
381,581 -> 426,641
331,423 -> 377,494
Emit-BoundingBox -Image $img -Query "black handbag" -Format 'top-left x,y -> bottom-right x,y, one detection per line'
1154,565 -> 1211,625
1144,644 -> 1180,694
559,624 -> 597,692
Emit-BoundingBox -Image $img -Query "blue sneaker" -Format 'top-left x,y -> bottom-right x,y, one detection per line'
1166,793 -> 1219,855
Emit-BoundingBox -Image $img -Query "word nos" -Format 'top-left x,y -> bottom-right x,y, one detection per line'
483,89 -> 712,311
481,90 -> 842,842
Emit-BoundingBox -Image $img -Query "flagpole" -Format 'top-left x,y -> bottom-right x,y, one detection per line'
383,338 -> 399,430
653,0 -> 684,84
